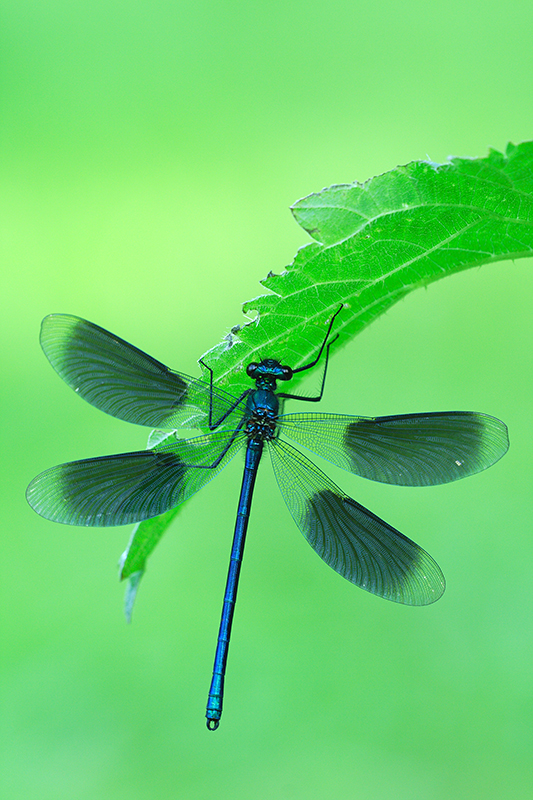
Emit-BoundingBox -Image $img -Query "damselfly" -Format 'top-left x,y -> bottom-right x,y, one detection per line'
26,307 -> 509,729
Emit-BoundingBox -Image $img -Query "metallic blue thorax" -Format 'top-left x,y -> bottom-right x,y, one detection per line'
244,359 -> 291,443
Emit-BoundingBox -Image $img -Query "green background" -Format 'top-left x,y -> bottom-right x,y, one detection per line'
2,1 -> 532,798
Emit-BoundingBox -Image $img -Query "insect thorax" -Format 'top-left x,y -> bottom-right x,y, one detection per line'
245,388 -> 279,442
245,409 -> 278,442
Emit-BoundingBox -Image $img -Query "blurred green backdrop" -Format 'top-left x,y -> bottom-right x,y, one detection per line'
1,1 -> 532,798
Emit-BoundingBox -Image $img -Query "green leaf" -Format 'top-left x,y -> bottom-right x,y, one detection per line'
122,570 -> 143,624
121,140 -> 533,616
200,141 -> 533,399
120,505 -> 183,580
119,505 -> 182,619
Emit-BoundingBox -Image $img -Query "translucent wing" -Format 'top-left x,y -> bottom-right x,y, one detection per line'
26,428 -> 246,526
278,411 -> 508,486
40,314 -> 242,429
269,438 -> 445,605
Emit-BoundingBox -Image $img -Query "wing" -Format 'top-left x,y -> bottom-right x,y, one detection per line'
269,438 -> 445,605
39,314 -> 241,429
278,411 -> 508,486
26,428 -> 246,526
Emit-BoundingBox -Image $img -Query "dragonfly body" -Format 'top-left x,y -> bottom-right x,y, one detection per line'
206,361 -> 285,728
206,439 -> 262,728
26,309 -> 510,730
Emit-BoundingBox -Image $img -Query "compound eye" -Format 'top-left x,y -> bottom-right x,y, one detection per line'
281,365 -> 293,380
246,362 -> 259,378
